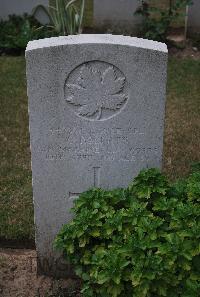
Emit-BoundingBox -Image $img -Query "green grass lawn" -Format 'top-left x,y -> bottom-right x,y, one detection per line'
0,56 -> 200,242
0,57 -> 34,242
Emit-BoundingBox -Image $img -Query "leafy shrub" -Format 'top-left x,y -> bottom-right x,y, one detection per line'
55,167 -> 200,297
32,0 -> 85,35
135,0 -> 192,42
0,14 -> 54,51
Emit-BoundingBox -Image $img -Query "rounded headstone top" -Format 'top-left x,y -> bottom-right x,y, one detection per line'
26,34 -> 167,53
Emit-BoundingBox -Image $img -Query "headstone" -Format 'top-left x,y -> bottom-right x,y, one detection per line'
26,34 -> 168,277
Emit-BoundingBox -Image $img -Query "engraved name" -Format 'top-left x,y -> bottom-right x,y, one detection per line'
41,126 -> 158,162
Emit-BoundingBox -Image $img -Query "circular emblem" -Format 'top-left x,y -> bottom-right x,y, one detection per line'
64,61 -> 128,121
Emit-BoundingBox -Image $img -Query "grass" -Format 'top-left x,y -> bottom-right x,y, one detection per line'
0,56 -> 199,242
163,58 -> 200,179
0,57 -> 34,241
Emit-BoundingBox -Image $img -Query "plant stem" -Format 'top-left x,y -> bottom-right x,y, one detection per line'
169,0 -> 173,15
79,0 -> 85,33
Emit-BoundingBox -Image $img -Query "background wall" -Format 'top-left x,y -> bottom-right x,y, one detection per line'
188,0 -> 200,34
0,0 -> 199,34
0,0 -> 49,24
93,0 -> 141,33
93,0 -> 200,35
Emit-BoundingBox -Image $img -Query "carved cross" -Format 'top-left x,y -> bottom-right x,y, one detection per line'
69,167 -> 101,200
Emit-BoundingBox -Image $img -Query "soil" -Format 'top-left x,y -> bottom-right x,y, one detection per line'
168,42 -> 200,60
0,248 -> 80,297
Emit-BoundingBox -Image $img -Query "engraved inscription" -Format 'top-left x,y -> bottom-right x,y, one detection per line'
93,167 -> 101,187
69,167 -> 101,200
69,192 -> 81,200
44,125 -> 159,162
64,61 -> 128,121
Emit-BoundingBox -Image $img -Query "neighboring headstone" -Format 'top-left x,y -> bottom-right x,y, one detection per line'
26,34 -> 168,277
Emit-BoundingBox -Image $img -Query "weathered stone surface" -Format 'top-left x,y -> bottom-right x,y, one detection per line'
26,34 -> 168,276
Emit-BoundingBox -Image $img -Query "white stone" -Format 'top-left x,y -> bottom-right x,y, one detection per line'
26,34 -> 168,277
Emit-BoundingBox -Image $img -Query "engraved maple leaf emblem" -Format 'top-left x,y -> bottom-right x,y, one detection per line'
65,65 -> 127,120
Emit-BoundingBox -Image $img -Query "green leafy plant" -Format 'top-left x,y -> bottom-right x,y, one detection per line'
135,0 -> 193,42
0,14 -> 53,51
55,167 -> 200,297
32,0 -> 85,35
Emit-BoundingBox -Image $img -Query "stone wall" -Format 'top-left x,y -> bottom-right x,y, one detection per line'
188,0 -> 200,34
0,0 -> 49,24
93,0 -> 200,35
93,0 -> 141,34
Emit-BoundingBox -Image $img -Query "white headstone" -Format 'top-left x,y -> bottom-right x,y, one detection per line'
26,34 -> 168,276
